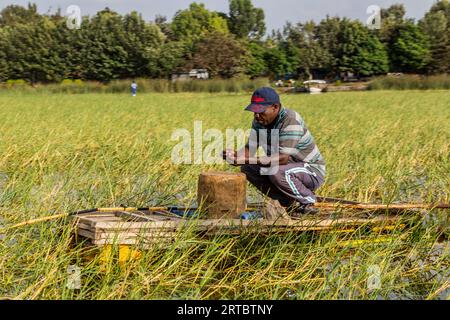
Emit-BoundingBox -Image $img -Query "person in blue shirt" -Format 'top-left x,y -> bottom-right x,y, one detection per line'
131,80 -> 138,96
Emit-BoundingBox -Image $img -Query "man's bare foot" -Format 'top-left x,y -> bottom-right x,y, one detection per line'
263,199 -> 291,220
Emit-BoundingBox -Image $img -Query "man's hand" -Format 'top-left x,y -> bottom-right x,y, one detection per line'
223,149 -> 249,166
222,149 -> 236,160
223,148 -> 290,167
223,149 -> 238,166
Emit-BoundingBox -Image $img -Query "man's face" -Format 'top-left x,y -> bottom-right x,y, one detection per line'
254,104 -> 280,126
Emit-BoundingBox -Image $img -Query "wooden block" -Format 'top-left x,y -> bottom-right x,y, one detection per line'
198,171 -> 247,219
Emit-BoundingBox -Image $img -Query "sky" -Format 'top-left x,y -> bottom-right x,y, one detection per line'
0,0 -> 438,31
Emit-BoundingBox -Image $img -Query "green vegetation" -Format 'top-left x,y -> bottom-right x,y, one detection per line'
369,75 -> 450,90
0,78 -> 269,94
3,76 -> 449,93
228,0 -> 266,39
0,91 -> 448,299
171,3 -> 229,46
0,1 -> 448,83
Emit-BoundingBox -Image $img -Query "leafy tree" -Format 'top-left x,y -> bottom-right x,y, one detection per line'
0,4 -> 62,82
80,9 -> 128,81
81,8 -> 164,81
0,2 -> 445,83
0,28 -> 10,81
379,3 -> 407,43
314,16 -> 342,75
244,41 -> 268,78
280,40 -> 301,75
228,0 -> 266,39
189,32 -> 247,78
154,15 -> 173,39
284,20 -> 334,79
0,3 -> 41,27
2,17 -> 66,82
171,3 -> 229,46
378,3 -> 409,73
389,22 -> 431,73
121,11 -> 165,78
338,20 -> 389,76
264,46 -> 292,78
381,4 -> 406,23
419,0 -> 450,73
148,41 -> 188,78
52,16 -> 88,80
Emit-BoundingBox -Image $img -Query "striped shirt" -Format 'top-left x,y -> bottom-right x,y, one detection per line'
247,107 -> 326,178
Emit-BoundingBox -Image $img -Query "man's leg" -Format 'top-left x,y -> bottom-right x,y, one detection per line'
240,165 -> 294,207
268,163 -> 324,206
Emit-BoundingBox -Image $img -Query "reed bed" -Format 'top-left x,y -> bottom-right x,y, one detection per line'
0,90 -> 448,299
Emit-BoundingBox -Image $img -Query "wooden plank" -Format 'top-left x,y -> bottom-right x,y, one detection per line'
88,216 -> 124,222
77,228 -> 96,239
86,218 -> 400,237
73,211 -> 404,246
115,211 -> 162,222
76,212 -> 174,226
76,216 -> 123,227
77,224 -> 403,245
76,224 -> 178,240
77,222 -> 93,230
90,215 -> 400,230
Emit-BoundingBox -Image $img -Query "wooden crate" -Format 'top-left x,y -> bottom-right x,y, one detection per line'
72,209 -> 404,247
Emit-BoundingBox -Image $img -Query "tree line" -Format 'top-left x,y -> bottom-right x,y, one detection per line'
0,0 -> 448,83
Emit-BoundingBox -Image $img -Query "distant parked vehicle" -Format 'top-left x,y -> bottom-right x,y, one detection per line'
303,80 -> 327,94
189,69 -> 209,79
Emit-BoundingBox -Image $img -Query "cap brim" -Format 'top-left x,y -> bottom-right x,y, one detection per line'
245,104 -> 270,113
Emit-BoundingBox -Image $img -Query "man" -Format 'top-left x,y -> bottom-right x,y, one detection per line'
223,87 -> 326,215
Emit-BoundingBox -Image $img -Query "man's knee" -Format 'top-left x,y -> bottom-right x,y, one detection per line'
240,164 -> 259,177
268,165 -> 317,194
267,167 -> 287,187
240,165 -> 250,175
312,176 -> 325,192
